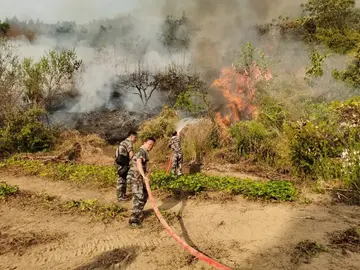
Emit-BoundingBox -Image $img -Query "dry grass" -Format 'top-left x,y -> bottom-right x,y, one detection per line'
181,118 -> 214,162
56,130 -> 113,165
148,137 -> 172,165
291,240 -> 327,264
329,227 -> 360,253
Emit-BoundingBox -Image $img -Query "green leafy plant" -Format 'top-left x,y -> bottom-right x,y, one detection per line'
150,170 -> 297,201
289,99 -> 360,185
21,48 -> 82,110
305,49 -> 328,85
0,182 -> 19,199
230,120 -> 278,163
0,107 -> 56,154
333,49 -> 360,89
174,90 -> 208,113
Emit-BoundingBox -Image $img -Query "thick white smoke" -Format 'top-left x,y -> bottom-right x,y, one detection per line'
2,0 -> 353,114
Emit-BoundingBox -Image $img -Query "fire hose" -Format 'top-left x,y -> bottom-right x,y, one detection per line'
145,160 -> 232,270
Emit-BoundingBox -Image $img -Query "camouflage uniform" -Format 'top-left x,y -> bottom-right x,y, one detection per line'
169,135 -> 183,176
116,138 -> 133,199
127,147 -> 149,224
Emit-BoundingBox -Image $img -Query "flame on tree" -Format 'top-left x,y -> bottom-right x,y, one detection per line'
212,42 -> 272,129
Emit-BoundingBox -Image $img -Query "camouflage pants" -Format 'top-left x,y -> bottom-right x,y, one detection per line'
171,152 -> 183,175
128,175 -> 148,224
116,166 -> 129,198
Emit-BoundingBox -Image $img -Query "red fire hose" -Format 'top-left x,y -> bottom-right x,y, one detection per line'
144,179 -> 232,270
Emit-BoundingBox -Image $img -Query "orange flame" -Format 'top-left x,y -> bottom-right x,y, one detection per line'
212,63 -> 271,130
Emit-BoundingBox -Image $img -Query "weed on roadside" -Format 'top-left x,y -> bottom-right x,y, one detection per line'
329,227 -> 360,253
291,240 -> 327,264
3,190 -> 127,223
64,199 -> 127,222
0,182 -> 19,199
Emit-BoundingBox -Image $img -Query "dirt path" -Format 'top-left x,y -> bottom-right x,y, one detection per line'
1,173 -> 360,270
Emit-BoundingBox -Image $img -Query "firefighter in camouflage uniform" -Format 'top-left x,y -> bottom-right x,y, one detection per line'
115,131 -> 137,201
127,137 -> 156,228
169,131 -> 183,176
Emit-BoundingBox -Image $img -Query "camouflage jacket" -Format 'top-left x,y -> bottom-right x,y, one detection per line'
169,135 -> 182,154
128,146 -> 149,174
116,138 -> 133,158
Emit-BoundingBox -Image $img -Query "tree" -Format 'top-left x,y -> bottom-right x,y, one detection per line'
160,12 -> 198,55
117,67 -> 160,108
0,37 -> 21,124
305,49 -> 328,86
157,64 -> 206,105
116,64 -> 207,109
0,21 -> 10,35
21,49 -> 83,111
333,49 -> 360,90
301,0 -> 356,29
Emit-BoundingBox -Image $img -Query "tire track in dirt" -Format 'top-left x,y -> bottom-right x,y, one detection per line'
16,228 -> 173,269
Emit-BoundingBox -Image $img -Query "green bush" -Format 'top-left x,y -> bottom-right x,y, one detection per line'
0,182 -> 19,199
0,108 -> 56,154
333,50 -> 360,89
290,99 -> 360,184
138,106 -> 179,140
315,27 -> 360,54
150,170 -> 297,201
230,120 -> 278,163
257,95 -> 288,130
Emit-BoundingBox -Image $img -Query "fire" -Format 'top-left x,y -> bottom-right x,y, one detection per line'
212,63 -> 271,129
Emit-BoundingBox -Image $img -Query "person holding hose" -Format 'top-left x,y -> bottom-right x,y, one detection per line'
127,137 -> 156,228
169,131 -> 183,176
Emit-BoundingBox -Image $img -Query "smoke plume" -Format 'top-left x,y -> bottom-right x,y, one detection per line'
3,0 -> 351,115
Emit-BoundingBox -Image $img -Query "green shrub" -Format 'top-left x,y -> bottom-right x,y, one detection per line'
290,99 -> 360,184
0,182 -> 19,199
257,95 -> 288,130
333,50 -> 360,90
150,170 -> 297,201
1,108 -> 56,154
315,27 -> 360,54
3,156 -> 116,188
138,106 -> 179,140
230,120 -> 278,163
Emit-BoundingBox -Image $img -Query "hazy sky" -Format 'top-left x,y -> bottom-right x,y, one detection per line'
0,0 -> 138,23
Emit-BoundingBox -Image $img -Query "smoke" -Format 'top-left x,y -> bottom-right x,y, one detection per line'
2,0 -> 352,115
175,117 -> 200,133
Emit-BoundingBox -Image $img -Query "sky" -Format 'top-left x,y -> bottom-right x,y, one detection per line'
0,0 -> 138,23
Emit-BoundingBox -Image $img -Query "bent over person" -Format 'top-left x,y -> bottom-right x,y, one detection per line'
169,131 -> 183,176
115,131 -> 137,201
127,137 -> 156,228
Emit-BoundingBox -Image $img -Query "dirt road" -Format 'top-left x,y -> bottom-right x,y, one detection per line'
1,173 -> 360,270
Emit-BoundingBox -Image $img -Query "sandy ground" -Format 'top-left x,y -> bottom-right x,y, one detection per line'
1,172 -> 360,270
